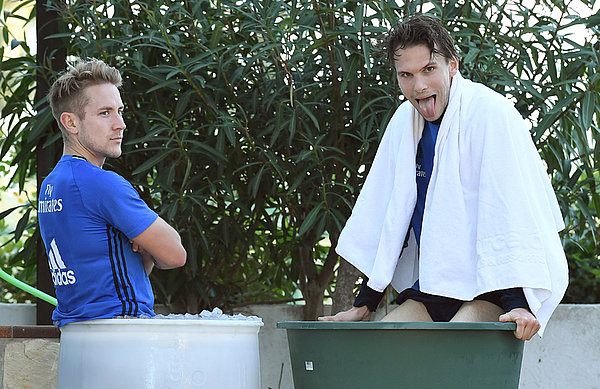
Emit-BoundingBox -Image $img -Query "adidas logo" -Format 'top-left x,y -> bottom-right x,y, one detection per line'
48,238 -> 77,286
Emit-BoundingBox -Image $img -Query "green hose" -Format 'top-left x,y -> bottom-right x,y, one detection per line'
0,267 -> 58,306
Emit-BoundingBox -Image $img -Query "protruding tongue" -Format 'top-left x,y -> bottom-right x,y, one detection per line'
418,96 -> 436,119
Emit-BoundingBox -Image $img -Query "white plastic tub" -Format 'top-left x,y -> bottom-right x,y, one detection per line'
58,318 -> 263,389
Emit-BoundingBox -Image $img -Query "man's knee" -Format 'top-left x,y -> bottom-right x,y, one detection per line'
451,300 -> 504,322
381,299 -> 433,322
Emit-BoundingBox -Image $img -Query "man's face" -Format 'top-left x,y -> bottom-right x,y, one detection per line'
76,83 -> 125,165
393,44 -> 458,122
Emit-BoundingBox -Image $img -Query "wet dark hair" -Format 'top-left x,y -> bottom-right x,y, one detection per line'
385,14 -> 458,67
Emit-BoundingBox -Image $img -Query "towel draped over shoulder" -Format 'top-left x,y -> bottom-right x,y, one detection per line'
336,73 -> 568,335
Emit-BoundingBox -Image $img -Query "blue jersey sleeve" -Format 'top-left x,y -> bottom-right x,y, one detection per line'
77,168 -> 158,239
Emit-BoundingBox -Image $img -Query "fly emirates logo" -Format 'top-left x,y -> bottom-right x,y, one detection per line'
38,184 -> 63,214
48,238 -> 77,286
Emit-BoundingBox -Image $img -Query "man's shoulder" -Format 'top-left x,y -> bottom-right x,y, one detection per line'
73,163 -> 129,186
458,78 -> 529,143
460,78 -> 520,122
465,79 -> 512,107
65,164 -> 134,206
386,100 -> 420,132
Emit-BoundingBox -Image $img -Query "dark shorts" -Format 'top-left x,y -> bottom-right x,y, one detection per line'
395,288 -> 506,322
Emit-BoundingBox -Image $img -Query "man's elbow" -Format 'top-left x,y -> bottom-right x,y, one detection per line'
174,245 -> 187,267
155,245 -> 187,269
168,245 -> 187,268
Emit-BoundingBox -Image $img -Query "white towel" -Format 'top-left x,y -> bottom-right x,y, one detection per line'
336,73 -> 568,335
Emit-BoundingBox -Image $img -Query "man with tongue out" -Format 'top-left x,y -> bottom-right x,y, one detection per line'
319,14 -> 568,341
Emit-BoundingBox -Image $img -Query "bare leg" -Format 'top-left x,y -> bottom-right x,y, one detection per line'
450,300 -> 503,322
381,299 -> 433,322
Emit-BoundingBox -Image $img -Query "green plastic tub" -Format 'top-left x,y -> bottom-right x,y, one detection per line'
277,321 -> 524,389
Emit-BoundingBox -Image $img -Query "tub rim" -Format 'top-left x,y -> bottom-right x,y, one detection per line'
277,321 -> 517,331
60,317 -> 264,328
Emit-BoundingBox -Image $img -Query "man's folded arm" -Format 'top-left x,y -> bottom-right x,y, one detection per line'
131,217 -> 187,269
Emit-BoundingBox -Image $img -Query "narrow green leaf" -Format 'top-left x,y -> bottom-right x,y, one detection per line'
0,205 -> 23,221
354,4 -> 364,31
180,158 -> 192,192
147,79 -> 180,93
362,35 -> 371,74
581,91 -> 596,131
299,202 -> 324,236
14,208 -> 32,242
174,90 -> 194,119
533,93 -> 579,142
132,149 -> 174,175
296,102 -> 320,131
250,165 -> 265,198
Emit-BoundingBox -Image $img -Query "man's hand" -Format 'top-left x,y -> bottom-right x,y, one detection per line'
130,240 -> 155,275
318,305 -> 371,322
130,240 -> 143,254
130,217 -> 186,270
499,308 -> 540,340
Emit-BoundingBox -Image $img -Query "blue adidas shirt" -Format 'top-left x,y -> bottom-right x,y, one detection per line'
411,120 -> 440,245
409,120 -> 440,291
38,155 -> 158,326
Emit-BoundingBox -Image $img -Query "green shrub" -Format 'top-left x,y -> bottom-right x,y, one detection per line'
0,0 -> 598,315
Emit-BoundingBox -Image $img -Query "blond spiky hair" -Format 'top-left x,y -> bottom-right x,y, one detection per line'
48,58 -> 122,131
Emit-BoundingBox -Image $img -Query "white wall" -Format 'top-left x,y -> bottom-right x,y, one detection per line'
519,304 -> 600,389
233,305 -> 306,389
0,303 -> 36,325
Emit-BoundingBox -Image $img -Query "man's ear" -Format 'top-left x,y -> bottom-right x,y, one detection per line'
60,112 -> 79,135
449,57 -> 459,77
